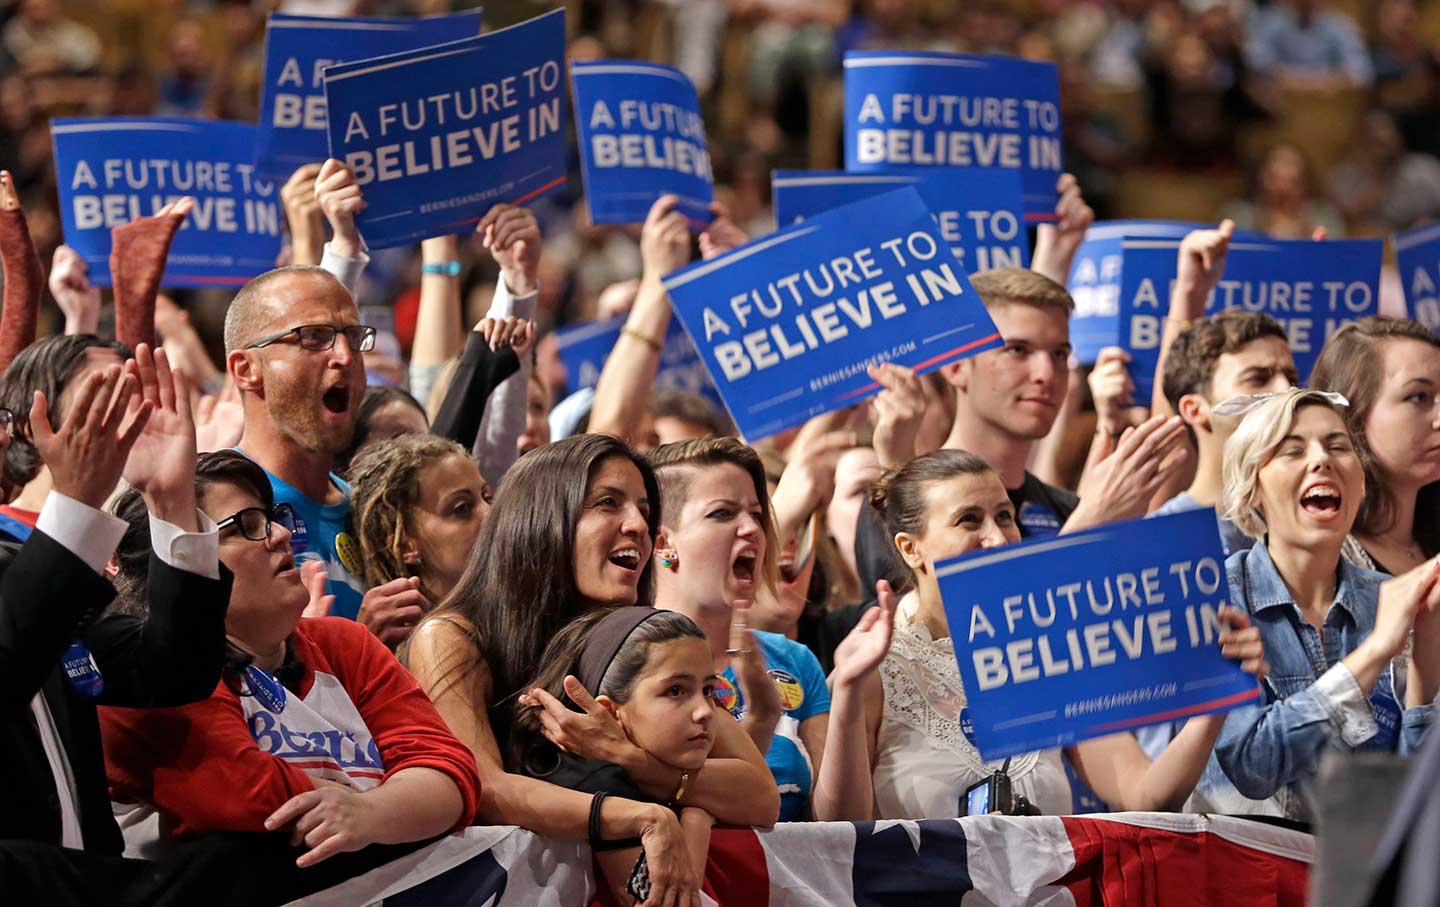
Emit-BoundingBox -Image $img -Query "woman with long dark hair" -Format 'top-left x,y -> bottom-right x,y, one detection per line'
1310,316 -> 1440,575
404,434 -> 776,907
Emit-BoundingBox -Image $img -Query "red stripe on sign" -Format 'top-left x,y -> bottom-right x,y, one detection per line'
835,332 -> 1004,401
1089,686 -> 1262,734
437,177 -> 569,230
165,275 -> 251,285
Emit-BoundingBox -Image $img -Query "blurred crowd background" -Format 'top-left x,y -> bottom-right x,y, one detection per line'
3,0 -> 1440,395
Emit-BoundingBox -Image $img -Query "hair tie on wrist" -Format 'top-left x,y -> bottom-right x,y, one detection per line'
588,791 -> 608,846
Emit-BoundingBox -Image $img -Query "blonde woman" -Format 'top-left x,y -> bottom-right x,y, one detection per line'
1215,388 -> 1440,820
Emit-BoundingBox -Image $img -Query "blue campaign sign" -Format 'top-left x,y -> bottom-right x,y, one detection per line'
255,10 -> 482,180
843,52 -> 1061,221
322,9 -> 567,250
1117,236 -> 1382,401
772,168 -> 1029,274
1067,221 -> 1202,365
51,118 -> 282,288
1395,222 -> 1440,332
662,186 -> 1002,440
937,508 -> 1260,760
571,61 -> 713,226
552,314 -> 721,406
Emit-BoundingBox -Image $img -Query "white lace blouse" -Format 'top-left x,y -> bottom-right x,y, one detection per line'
872,594 -> 1074,819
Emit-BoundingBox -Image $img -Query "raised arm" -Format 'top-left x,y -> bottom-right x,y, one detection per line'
1029,173 -> 1094,288
49,244 -> 101,337
280,163 -> 325,267
0,171 -> 41,372
315,159 -> 370,296
812,582 -> 895,821
1151,221 -> 1233,416
409,234 -> 466,409
587,195 -> 692,445
473,204 -> 541,485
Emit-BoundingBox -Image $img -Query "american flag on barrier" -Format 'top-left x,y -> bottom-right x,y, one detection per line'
289,812 -> 1312,907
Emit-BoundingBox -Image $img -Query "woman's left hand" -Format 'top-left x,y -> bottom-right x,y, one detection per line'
523,675 -> 641,765
1217,605 -> 1268,681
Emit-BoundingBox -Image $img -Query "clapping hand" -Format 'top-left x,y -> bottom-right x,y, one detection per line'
32,363 -> 151,510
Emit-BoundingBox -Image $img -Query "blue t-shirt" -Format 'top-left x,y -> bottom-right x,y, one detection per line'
716,629 -> 830,821
260,466 -> 368,620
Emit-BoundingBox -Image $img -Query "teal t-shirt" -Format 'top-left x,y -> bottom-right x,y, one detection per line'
260,466 -> 368,620
717,629 -> 830,821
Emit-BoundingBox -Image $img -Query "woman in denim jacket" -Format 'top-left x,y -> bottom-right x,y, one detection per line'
1215,389 -> 1440,820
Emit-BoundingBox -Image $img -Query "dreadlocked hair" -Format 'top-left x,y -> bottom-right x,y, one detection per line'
348,433 -> 479,602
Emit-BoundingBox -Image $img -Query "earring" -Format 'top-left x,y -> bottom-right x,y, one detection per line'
658,549 -> 678,569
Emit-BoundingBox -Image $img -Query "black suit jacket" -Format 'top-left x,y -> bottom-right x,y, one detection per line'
0,529 -> 231,854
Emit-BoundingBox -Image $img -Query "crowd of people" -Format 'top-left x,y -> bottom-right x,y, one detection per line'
1,2 -> 1440,907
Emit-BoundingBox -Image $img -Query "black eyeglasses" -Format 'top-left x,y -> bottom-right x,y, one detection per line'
244,324 -> 377,353
216,504 -> 296,542
0,408 -> 15,432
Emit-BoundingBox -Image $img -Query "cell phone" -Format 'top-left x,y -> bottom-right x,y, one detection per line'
626,851 -> 651,903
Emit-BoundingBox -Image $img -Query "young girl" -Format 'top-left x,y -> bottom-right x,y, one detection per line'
513,607 -> 718,907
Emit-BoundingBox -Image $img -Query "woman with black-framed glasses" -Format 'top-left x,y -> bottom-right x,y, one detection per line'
100,450 -> 481,881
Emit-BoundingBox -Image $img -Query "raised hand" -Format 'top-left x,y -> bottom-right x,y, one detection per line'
1172,219 -> 1234,322
301,558 -> 334,618
1031,172 -> 1095,285
1068,414 -> 1190,531
698,200 -> 747,260
729,603 -> 781,753
280,162 -> 325,266
770,427 -> 856,543
477,204 -> 541,296
640,194 -> 692,281
356,575 -> 429,649
194,379 -> 245,453
476,316 -> 536,356
50,245 -> 102,336
122,344 -> 198,528
832,580 -> 899,688
1088,347 -> 1139,437
32,363 -> 151,510
315,159 -> 365,259
868,363 -> 927,468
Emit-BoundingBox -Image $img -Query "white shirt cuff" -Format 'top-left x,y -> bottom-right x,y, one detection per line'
148,510 -> 220,580
485,277 -> 538,320
1314,661 -> 1380,747
36,492 -> 128,577
320,242 -> 370,297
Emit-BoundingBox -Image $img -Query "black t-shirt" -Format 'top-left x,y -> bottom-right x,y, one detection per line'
853,471 -> 1079,594
523,752 -> 646,800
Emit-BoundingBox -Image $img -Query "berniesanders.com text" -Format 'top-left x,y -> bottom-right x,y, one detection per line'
808,341 -> 918,393
1064,682 -> 1178,719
